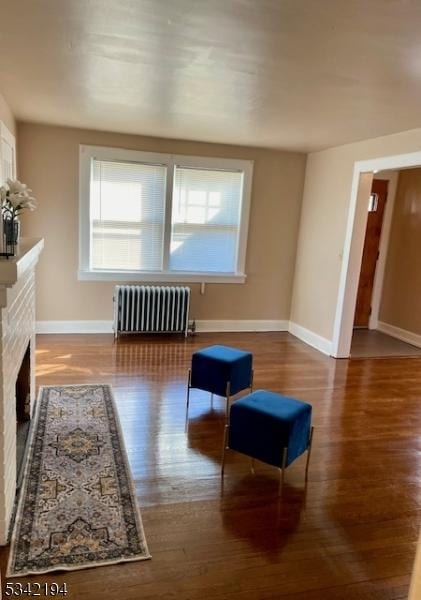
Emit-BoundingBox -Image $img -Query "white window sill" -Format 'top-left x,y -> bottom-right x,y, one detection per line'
77,269 -> 246,284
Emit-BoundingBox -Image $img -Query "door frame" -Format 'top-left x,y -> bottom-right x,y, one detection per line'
331,150 -> 421,358
0,120 -> 16,183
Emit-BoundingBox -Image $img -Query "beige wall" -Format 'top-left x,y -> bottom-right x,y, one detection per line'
291,126 -> 421,342
379,168 -> 421,335
0,92 -> 15,136
17,122 -> 306,323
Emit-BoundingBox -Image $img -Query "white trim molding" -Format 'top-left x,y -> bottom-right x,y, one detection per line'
288,322 -> 333,356
77,269 -> 246,284
36,321 -> 114,334
36,319 -> 338,357
0,120 -> 16,183
377,321 -> 421,349
195,320 -> 289,333
36,319 -> 288,335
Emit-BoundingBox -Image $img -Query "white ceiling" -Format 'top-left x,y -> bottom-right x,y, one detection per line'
1,0 -> 421,152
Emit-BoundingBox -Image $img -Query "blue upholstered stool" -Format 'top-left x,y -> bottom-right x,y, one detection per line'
186,345 -> 253,422
222,390 -> 314,485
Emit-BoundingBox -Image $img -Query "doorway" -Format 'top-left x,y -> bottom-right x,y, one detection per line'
354,179 -> 388,328
349,166 -> 421,358
332,150 -> 421,358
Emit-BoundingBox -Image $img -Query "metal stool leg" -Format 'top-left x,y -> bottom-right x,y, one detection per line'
221,423 -> 229,475
279,447 -> 288,494
225,381 -> 231,423
305,426 -> 314,480
185,369 -> 191,429
222,382 -> 231,475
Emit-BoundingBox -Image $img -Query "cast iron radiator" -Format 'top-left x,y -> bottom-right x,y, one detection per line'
113,285 -> 191,338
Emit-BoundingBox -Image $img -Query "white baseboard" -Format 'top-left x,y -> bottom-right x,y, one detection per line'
377,321 -> 421,349
195,320 -> 289,332
288,321 -> 333,356
36,320 -> 114,334
35,319 -> 335,358
36,319 -> 289,335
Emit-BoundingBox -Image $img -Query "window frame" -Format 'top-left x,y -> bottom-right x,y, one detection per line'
78,145 -> 253,283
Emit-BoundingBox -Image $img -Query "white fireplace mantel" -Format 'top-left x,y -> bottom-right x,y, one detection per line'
0,236 -> 44,544
0,237 -> 44,292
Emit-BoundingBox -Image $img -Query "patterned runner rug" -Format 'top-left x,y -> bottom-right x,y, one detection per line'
7,384 -> 151,576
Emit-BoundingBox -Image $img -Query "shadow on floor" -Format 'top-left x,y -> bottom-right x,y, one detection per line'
219,473 -> 306,559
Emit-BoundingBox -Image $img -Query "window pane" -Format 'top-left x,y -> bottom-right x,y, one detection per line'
170,167 -> 243,273
90,159 -> 166,271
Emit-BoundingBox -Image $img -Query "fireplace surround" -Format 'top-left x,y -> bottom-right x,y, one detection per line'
0,237 -> 43,544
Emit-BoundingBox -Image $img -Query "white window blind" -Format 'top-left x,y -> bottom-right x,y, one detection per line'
170,166 -> 243,273
90,159 -> 166,271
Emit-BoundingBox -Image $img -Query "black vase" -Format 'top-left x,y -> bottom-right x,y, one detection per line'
3,218 -> 20,245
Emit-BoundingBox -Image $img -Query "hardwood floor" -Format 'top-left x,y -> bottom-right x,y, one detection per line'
1,332 -> 420,599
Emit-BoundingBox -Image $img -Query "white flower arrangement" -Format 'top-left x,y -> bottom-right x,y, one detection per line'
0,178 -> 37,218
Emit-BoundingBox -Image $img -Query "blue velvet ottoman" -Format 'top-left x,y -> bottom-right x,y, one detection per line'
222,390 -> 314,484
186,345 -> 253,422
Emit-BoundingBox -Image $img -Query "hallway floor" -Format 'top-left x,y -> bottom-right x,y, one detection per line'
351,329 -> 421,358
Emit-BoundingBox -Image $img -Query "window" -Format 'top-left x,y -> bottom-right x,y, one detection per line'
79,146 -> 253,282
170,167 -> 243,273
91,159 -> 166,271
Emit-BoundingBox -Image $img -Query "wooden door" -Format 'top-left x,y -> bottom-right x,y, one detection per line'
354,179 -> 388,327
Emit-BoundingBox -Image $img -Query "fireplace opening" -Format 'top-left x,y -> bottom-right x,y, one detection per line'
16,343 -> 31,489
